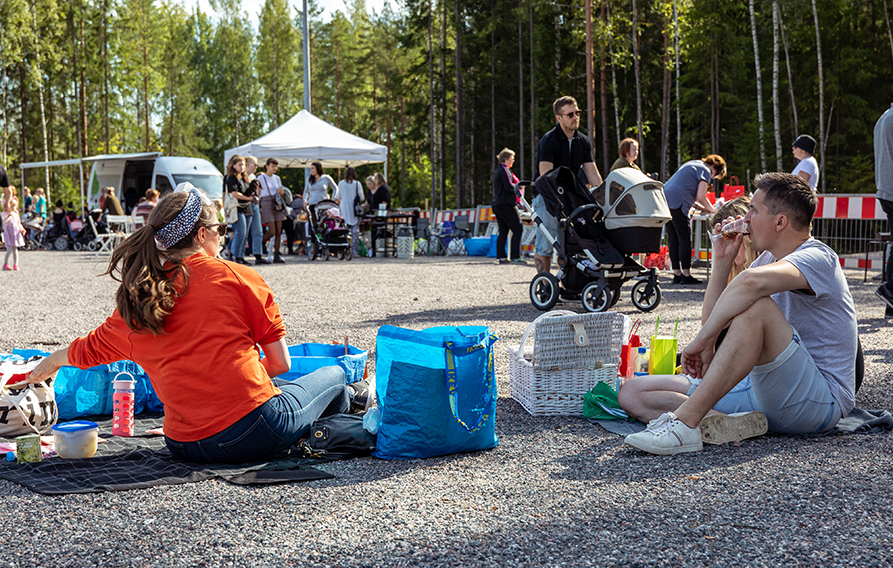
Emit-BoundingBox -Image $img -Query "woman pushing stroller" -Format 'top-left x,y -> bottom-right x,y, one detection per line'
26,185 -> 364,464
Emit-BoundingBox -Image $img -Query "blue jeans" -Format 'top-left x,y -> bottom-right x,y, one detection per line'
247,203 -> 263,256
165,366 -> 351,464
228,212 -> 247,259
532,195 -> 558,257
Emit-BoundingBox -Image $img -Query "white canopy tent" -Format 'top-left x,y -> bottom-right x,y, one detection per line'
224,110 -> 388,177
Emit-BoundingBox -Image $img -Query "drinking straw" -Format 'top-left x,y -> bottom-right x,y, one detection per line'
654,315 -> 660,337
628,318 -> 642,343
674,317 -> 679,339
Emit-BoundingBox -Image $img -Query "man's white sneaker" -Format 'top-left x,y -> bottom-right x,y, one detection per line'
624,412 -> 703,455
699,411 -> 768,445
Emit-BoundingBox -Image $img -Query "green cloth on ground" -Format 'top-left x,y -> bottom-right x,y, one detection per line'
583,382 -> 633,421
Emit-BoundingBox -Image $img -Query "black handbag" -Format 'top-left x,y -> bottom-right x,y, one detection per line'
353,182 -> 364,217
300,413 -> 376,460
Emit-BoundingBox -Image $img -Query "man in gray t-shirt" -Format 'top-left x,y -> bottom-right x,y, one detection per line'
620,172 -> 857,455
874,103 -> 893,314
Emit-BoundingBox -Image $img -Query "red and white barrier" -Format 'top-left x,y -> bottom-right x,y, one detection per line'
815,195 -> 887,220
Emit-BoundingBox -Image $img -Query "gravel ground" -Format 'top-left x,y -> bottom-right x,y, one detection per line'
0,250 -> 891,568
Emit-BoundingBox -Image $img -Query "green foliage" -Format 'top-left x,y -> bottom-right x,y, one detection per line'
2,0 -> 891,205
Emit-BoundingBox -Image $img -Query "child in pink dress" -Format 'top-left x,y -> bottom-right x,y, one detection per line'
3,196 -> 26,270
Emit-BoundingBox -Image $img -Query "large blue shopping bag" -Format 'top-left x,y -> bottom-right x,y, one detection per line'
373,325 -> 499,459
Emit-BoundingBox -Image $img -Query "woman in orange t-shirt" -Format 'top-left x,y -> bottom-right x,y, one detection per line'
28,186 -> 361,464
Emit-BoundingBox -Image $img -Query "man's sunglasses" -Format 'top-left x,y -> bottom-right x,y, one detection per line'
563,110 -> 582,118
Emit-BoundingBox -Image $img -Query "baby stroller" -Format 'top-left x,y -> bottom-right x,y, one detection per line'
306,199 -> 352,261
517,166 -> 671,313
19,212 -> 45,251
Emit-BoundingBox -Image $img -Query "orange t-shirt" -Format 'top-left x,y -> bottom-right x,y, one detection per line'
67,252 -> 286,442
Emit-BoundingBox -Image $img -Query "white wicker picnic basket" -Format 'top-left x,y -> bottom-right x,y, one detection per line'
508,310 -> 623,416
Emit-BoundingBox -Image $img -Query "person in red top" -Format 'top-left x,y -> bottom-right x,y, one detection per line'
28,184 -> 361,464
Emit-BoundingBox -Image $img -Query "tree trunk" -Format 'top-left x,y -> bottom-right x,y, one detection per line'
142,9 -> 150,152
608,0 -> 620,148
490,0 -> 495,179
599,1 -> 609,174
778,4 -> 798,137
884,0 -> 893,66
632,0 -> 644,171
429,1 -> 436,209
674,0 -> 681,169
79,4 -> 88,158
749,0 -> 767,172
811,0 -> 825,191
518,9 -> 524,180
70,0 -> 83,163
440,0 -> 446,209
455,0 -> 464,208
586,0 -> 596,162
529,0 -> 534,174
103,0 -> 110,153
772,0 -> 782,171
660,15 -> 671,182
30,10 -> 51,200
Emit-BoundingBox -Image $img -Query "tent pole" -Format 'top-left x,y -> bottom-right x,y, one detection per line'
79,162 -> 85,217
303,0 -> 311,192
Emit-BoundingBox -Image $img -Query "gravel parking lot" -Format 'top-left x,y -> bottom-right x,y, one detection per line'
1,250 -> 890,567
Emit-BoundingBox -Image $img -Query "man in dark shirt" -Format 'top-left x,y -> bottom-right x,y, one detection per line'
534,96 -> 603,275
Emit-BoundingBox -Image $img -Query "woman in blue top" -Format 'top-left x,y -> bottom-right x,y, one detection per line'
662,155 -> 725,285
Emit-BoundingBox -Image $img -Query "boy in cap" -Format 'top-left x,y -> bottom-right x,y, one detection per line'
791,134 -> 819,191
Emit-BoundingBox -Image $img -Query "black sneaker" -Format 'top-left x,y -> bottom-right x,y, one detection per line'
273,254 -> 285,264
348,380 -> 370,412
672,274 -> 682,284
235,257 -> 249,265
876,285 -> 893,310
497,258 -> 509,265
255,255 -> 271,265
680,275 -> 702,285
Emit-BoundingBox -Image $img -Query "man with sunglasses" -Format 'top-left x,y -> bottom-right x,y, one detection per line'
533,96 -> 604,280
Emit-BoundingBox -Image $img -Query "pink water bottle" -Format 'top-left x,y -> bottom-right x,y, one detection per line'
112,373 -> 136,437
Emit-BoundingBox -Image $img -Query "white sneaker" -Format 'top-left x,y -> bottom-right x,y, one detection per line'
699,411 -> 768,445
624,412 -> 703,455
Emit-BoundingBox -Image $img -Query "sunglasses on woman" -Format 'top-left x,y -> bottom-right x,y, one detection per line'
207,224 -> 227,237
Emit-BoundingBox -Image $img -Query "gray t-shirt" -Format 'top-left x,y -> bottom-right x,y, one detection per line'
751,238 -> 857,414
663,159 -> 712,211
875,103 -> 893,202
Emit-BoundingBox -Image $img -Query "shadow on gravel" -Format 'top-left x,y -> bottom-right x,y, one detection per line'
858,317 -> 891,335
549,436 -> 787,483
359,302 -> 541,327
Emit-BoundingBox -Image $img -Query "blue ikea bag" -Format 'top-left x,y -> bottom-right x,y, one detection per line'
277,343 -> 367,385
7,350 -> 163,419
373,325 -> 498,459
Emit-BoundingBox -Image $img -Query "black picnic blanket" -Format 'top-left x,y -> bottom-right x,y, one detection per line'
590,407 -> 893,438
0,414 -> 334,495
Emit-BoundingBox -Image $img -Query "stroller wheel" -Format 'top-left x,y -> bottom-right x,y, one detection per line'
322,245 -> 330,260
529,272 -> 560,311
338,248 -> 346,260
73,241 -> 84,252
631,280 -> 662,312
54,236 -> 69,251
87,240 -> 99,252
307,241 -> 318,261
345,247 -> 353,261
582,282 -> 612,313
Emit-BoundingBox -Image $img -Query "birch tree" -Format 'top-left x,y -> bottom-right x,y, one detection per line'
810,0 -> 824,191
771,0 -> 781,171
748,0 -> 766,172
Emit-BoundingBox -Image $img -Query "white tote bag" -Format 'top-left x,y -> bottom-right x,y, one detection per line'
0,356 -> 58,436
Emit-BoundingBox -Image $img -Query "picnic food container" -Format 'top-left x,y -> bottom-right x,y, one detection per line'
15,434 -> 42,463
509,310 -> 623,416
112,374 -> 136,437
52,421 -> 99,459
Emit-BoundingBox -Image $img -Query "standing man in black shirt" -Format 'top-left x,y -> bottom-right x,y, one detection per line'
0,163 -> 11,210
534,96 -> 604,276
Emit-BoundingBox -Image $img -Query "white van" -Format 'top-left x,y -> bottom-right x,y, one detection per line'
85,152 -> 224,213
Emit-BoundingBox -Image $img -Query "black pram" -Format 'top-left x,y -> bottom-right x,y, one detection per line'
517,166 -> 671,312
